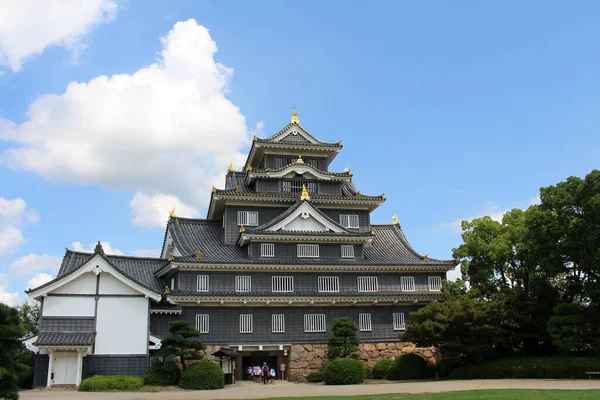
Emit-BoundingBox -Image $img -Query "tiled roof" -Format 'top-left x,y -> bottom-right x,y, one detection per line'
150,303 -> 182,314
34,331 -> 96,347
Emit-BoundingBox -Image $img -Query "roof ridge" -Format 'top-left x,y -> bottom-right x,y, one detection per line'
170,216 -> 217,223
65,249 -> 163,262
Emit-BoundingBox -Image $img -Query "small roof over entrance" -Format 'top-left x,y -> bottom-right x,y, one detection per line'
212,347 -> 240,358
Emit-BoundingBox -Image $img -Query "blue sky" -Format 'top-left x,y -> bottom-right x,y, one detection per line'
1,1 -> 598,305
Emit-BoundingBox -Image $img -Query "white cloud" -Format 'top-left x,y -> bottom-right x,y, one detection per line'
132,248 -> 162,258
130,192 -> 200,228
27,273 -> 53,290
0,19 -> 250,223
439,201 -> 505,234
72,241 -> 124,255
10,254 -> 62,277
0,273 -> 20,306
0,0 -> 118,72
0,197 -> 38,256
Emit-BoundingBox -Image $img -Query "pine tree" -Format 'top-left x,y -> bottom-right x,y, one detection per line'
327,317 -> 360,360
160,320 -> 205,371
0,303 -> 26,400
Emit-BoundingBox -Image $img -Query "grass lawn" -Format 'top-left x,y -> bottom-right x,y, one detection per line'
247,390 -> 600,400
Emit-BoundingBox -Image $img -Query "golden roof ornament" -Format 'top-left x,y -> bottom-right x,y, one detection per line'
296,155 -> 304,164
168,252 -> 174,261
163,285 -> 170,295
239,224 -> 245,233
355,191 -> 361,198
169,207 -> 176,218
423,255 -> 431,263
291,107 -> 300,124
246,165 -> 253,172
195,251 -> 202,260
236,185 -> 242,193
300,184 -> 310,201
252,135 -> 257,142
212,186 -> 216,193
392,214 -> 400,225
370,228 -> 375,235
227,162 -> 234,172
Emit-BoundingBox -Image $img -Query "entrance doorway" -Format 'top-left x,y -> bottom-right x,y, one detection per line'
237,350 -> 287,382
53,354 -> 77,385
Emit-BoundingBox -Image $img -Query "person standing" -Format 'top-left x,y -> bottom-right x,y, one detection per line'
262,362 -> 269,385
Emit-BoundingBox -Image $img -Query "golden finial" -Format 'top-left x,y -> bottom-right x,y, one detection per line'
239,225 -> 245,233
236,185 -> 242,193
195,251 -> 202,260
370,228 -> 375,235
339,140 -> 343,146
164,285 -> 170,295
169,207 -> 176,218
246,165 -> 253,172
300,184 -> 310,201
296,155 -> 304,164
168,252 -> 174,261
344,167 -> 352,176
355,191 -> 361,198
212,186 -> 217,193
252,135 -> 257,142
291,107 -> 300,124
392,214 -> 399,225
423,255 -> 431,263
227,162 -> 234,172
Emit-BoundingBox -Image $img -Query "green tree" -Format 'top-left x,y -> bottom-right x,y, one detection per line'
16,302 -> 40,336
327,317 -> 360,360
0,303 -> 26,400
160,320 -> 205,372
547,302 -> 600,355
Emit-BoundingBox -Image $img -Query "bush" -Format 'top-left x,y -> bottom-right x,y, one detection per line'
436,357 -> 464,378
144,360 -> 180,386
389,354 -> 434,380
449,357 -> 600,380
372,359 -> 394,379
79,375 -> 144,392
179,361 -> 224,390
364,367 -> 372,379
306,372 -> 324,383
323,358 -> 365,385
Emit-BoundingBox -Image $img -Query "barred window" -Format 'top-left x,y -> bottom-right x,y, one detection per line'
240,314 -> 253,333
318,276 -> 339,293
298,244 -> 319,258
281,180 -> 318,194
428,276 -> 442,291
357,276 -> 378,292
236,276 -> 251,292
237,211 -> 258,226
393,312 -> 405,331
196,275 -> 209,292
339,214 -> 359,228
272,314 -> 285,333
359,313 -> 372,332
304,314 -> 326,332
272,276 -> 294,292
274,156 -> 285,169
170,277 -> 175,290
341,245 -> 354,258
261,243 -> 275,257
195,314 -> 209,333
401,276 -> 415,291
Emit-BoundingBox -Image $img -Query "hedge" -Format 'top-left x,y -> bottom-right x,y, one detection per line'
449,357 -> 600,380
79,375 -> 144,392
436,357 -> 464,378
306,372 -> 324,383
144,360 -> 180,386
372,359 -> 394,380
389,353 -> 434,380
323,358 -> 365,385
179,361 -> 224,390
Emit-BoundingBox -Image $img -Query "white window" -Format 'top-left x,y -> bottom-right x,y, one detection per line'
341,245 -> 354,258
304,314 -> 326,332
195,314 -> 209,333
272,314 -> 285,333
236,276 -> 251,292
272,276 -> 294,292
401,276 -> 415,291
261,243 -> 275,257
318,276 -> 339,293
196,275 -> 209,292
298,244 -> 319,258
237,211 -> 258,226
170,277 -> 175,290
339,214 -> 359,228
240,314 -> 253,333
359,313 -> 372,332
357,276 -> 378,292
393,312 -> 406,331
429,276 -> 442,291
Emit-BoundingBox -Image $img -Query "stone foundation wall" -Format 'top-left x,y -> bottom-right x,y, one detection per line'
289,342 -> 439,382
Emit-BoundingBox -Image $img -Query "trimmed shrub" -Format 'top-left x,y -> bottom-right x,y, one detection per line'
143,360 -> 180,386
389,354 -> 434,380
179,361 -> 224,390
449,357 -> 600,380
79,375 -> 144,392
436,357 -> 464,378
306,372 -> 324,383
364,367 -> 372,379
372,359 -> 394,380
323,358 -> 365,385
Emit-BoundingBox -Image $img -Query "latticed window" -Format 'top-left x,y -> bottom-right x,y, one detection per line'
428,276 -> 442,291
298,244 -> 319,258
195,314 -> 209,333
318,276 -> 339,292
272,276 -> 294,292
240,314 -> 253,333
196,275 -> 209,292
339,214 -> 359,228
261,243 -> 275,257
357,276 -> 378,292
341,245 -> 354,258
235,276 -> 251,292
281,180 -> 317,194
393,313 -> 405,331
272,314 -> 285,333
304,314 -> 326,332
359,313 -> 372,332
401,276 -> 415,291
237,211 -> 258,226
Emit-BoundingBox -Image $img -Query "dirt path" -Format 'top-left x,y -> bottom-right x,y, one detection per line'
20,379 -> 600,400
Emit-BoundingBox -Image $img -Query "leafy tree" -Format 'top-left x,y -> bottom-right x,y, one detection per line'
16,302 -> 40,336
327,317 -> 360,360
547,302 -> 600,355
0,303 -> 26,400
160,320 -> 205,372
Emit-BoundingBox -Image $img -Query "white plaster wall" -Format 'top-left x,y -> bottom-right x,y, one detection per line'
43,296 -> 95,317
285,215 -> 327,231
98,273 -> 140,295
53,273 -> 96,294
95,297 -> 148,354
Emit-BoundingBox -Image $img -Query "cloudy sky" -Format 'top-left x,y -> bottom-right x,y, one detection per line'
1,1 -> 598,305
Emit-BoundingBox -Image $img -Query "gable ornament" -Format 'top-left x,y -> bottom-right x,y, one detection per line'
168,252 -> 174,261
392,214 -> 399,225
296,155 -> 304,164
300,184 -> 311,201
195,251 -> 203,260
239,225 -> 246,233
169,207 -> 176,218
227,162 -> 234,172
423,255 -> 431,263
291,107 -> 300,124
